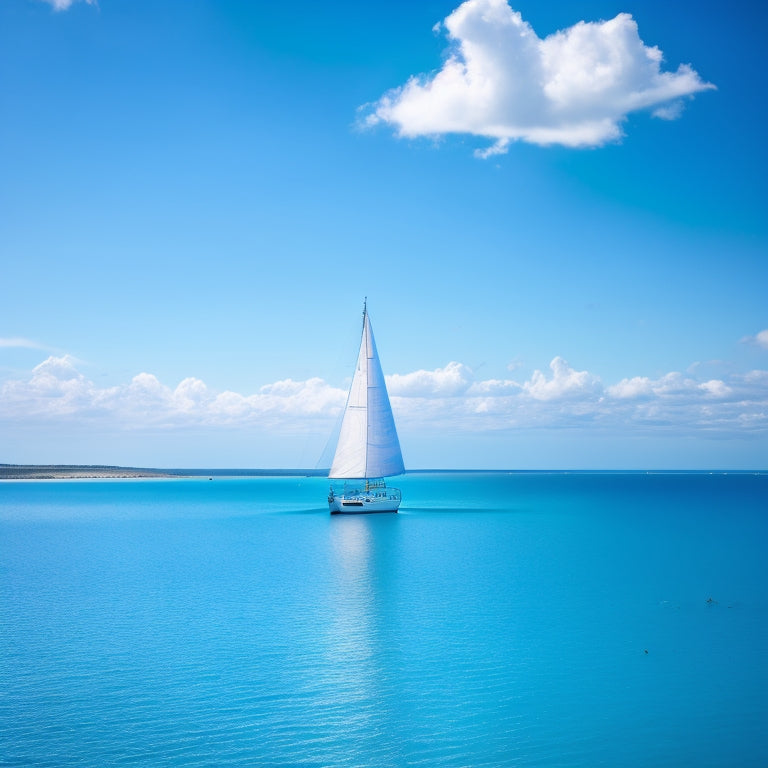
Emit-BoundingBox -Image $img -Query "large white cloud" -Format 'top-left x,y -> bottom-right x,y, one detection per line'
365,0 -> 714,154
1,354 -> 766,438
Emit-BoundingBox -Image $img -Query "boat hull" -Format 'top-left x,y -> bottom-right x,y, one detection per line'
328,483 -> 401,514
329,498 -> 400,514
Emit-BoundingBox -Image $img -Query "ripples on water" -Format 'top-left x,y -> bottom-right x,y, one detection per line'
1,473 -> 767,766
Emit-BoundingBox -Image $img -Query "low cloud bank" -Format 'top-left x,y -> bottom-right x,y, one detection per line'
2,354 -> 765,439
0,355 -> 344,432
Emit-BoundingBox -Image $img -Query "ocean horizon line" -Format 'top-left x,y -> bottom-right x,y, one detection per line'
1,464 -> 765,480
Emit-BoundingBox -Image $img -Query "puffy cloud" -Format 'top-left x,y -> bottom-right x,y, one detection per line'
744,369 -> 768,385
608,372 -> 732,400
653,101 -> 685,121
1,355 -> 104,416
173,377 -> 211,412
468,377 -> 521,396
204,378 -> 345,425
255,378 -> 346,417
387,361 -> 474,397
742,329 -> 768,350
208,391 -> 252,420
606,375 -> 654,400
364,0 -> 714,153
699,379 -> 732,398
523,357 -> 600,401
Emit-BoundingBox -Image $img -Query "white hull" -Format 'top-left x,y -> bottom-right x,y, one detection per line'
328,483 -> 401,514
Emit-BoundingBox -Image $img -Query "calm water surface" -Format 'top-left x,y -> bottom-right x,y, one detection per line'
1,472 -> 767,766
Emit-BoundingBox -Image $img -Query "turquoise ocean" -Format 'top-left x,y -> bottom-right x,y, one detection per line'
1,472 -> 767,767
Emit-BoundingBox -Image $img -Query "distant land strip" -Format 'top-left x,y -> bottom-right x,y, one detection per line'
0,465 -> 329,479
0,464 -> 180,479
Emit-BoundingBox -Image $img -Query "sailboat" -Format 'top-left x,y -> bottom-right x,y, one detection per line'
327,301 -> 404,514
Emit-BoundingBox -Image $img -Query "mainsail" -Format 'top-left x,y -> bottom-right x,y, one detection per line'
329,306 -> 404,479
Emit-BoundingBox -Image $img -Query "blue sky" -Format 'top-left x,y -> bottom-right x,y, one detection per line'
1,0 -> 766,469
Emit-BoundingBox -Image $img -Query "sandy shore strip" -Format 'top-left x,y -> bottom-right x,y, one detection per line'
0,465 -> 181,480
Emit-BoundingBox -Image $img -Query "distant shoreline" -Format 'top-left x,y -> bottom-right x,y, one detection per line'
0,465 -> 180,480
0,465 -> 329,480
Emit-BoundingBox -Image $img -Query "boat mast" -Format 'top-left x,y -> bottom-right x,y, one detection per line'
362,297 -> 369,479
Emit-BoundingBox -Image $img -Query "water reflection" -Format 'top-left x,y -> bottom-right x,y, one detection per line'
312,514 -> 402,753
327,516 -> 376,661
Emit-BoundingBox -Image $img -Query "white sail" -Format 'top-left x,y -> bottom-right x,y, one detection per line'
329,307 -> 404,479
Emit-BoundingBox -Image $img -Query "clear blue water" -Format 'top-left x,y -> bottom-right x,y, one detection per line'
1,472 -> 766,767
